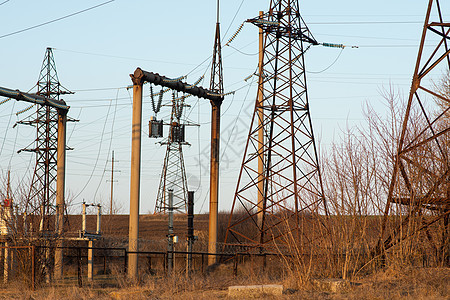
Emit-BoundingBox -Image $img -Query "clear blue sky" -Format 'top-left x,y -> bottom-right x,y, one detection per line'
0,0 -> 447,214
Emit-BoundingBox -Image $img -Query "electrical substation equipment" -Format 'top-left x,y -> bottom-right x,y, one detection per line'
170,123 -> 185,143
149,116 -> 163,138
149,84 -> 164,138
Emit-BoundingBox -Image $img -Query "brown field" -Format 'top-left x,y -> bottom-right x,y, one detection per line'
66,213 -> 210,240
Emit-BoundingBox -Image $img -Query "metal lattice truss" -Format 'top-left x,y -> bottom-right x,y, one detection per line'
225,0 -> 328,250
154,93 -> 189,213
380,0 -> 449,254
21,48 -> 69,232
210,21 -> 224,96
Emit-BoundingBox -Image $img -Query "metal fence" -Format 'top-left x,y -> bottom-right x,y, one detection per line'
0,244 -> 282,289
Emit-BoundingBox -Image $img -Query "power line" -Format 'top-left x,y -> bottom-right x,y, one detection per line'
227,44 -> 258,56
0,0 -> 10,6
54,48 -> 200,66
309,20 -> 422,25
72,87 -> 128,92
0,100 -> 15,158
357,44 -> 423,48
72,90 -> 114,200
222,0 -> 245,40
308,48 -> 344,74
93,89 -> 119,202
304,14 -> 424,17
316,32 -> 420,42
0,0 -> 115,39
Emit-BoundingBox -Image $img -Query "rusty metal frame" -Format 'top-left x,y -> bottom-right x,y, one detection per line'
17,48 -> 72,233
378,0 -> 450,257
154,92 -> 189,213
224,0 -> 328,251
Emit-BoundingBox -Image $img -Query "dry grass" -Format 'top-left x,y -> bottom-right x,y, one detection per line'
0,255 -> 450,300
0,262 -> 447,299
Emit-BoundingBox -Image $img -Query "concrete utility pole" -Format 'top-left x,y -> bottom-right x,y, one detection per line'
128,71 -> 144,280
55,110 -> 67,279
208,0 -> 224,266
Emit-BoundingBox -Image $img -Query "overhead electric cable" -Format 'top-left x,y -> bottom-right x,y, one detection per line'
358,44 -> 426,48
220,73 -> 255,159
308,48 -> 344,74
55,48 -> 204,67
93,88 -> 119,202
227,44 -> 258,56
222,0 -> 245,40
0,0 -> 10,6
0,0 -> 115,39
72,87 -> 128,92
72,92 -> 113,200
309,20 -> 422,25
67,107 -> 82,144
316,32 -> 421,42
0,100 -> 15,157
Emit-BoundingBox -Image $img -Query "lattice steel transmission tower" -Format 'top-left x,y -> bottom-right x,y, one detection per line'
21,48 -> 71,233
224,0 -> 328,251
154,92 -> 189,213
378,0 -> 449,262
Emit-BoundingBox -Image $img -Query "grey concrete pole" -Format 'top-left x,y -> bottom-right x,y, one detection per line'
55,111 -> 67,280
128,72 -> 144,279
208,100 -> 221,266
